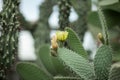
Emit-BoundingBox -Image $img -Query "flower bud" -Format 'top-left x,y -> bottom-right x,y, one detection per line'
51,40 -> 58,50
51,35 -> 58,50
97,33 -> 105,44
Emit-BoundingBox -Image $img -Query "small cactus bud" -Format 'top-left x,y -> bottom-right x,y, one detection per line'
51,35 -> 58,50
51,39 -> 58,50
97,33 -> 105,44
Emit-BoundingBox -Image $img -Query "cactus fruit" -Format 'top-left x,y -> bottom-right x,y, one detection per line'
0,0 -> 20,79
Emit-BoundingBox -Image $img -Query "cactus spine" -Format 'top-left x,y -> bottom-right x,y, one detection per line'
58,0 -> 71,30
0,0 -> 20,79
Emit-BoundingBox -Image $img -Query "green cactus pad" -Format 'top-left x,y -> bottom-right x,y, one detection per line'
16,62 -> 53,80
94,45 -> 112,80
65,27 -> 87,58
37,44 -> 70,76
58,47 -> 95,80
37,44 -> 56,75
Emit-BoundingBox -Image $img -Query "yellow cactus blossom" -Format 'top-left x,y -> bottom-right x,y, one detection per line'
51,35 -> 58,50
56,31 -> 68,41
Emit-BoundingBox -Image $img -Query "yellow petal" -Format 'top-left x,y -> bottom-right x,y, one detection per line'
56,31 -> 68,41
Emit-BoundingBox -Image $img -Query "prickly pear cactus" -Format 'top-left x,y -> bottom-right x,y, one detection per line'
58,0 -> 71,30
0,0 -> 20,79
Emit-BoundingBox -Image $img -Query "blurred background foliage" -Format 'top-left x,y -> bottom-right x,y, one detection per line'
17,0 -> 120,62
17,0 -> 120,68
